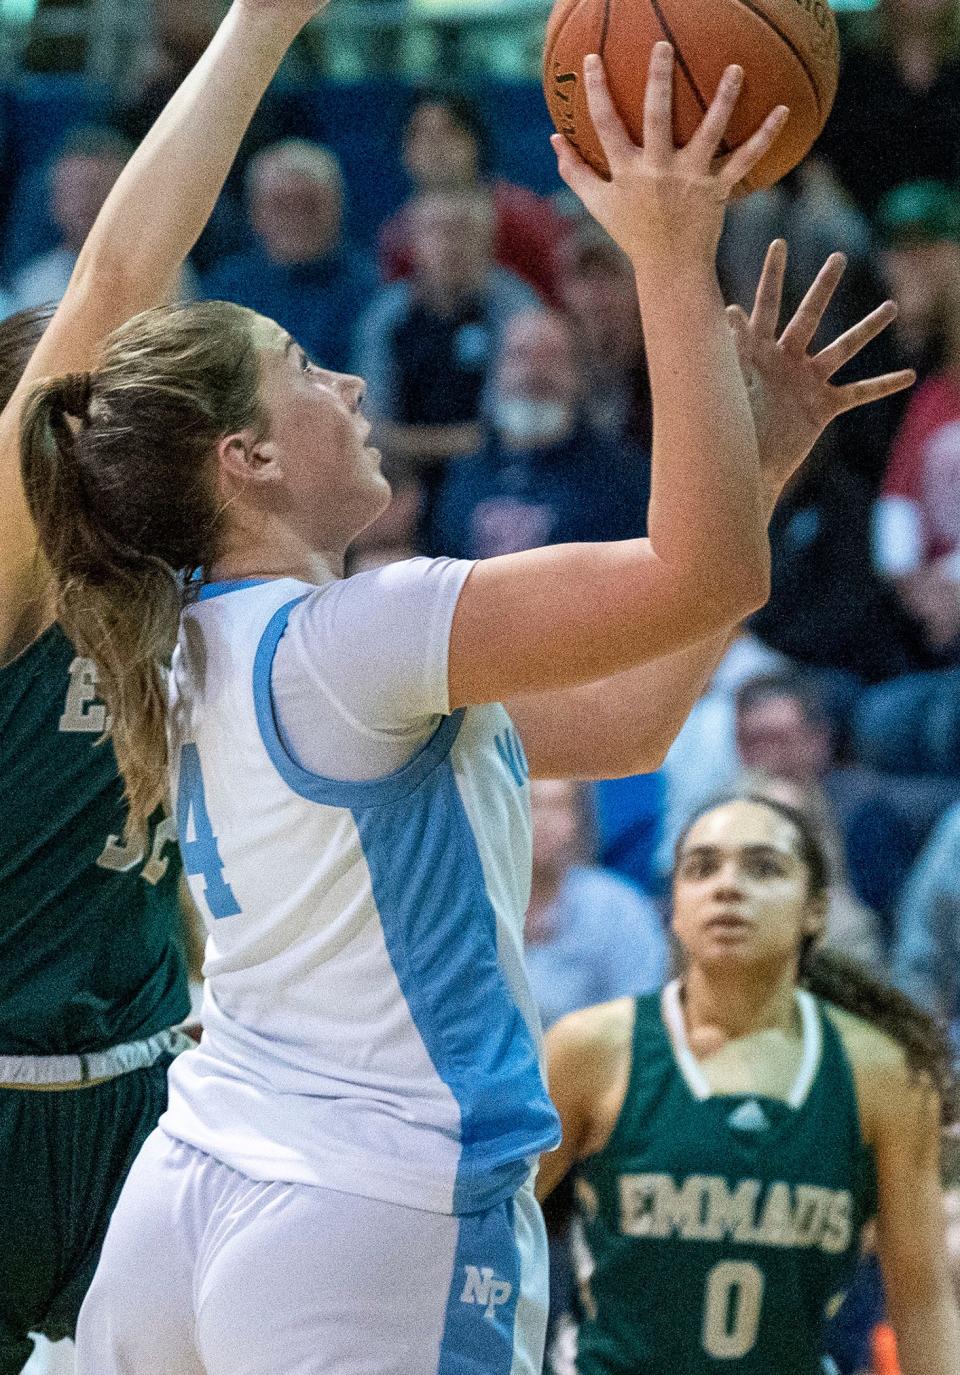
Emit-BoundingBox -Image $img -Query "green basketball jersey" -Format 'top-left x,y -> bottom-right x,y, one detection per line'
574,986 -> 877,1375
0,625 -> 189,1055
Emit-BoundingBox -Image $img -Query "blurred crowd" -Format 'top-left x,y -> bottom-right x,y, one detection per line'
10,1 -> 960,1372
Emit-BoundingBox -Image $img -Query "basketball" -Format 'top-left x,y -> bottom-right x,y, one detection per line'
543,0 -> 840,191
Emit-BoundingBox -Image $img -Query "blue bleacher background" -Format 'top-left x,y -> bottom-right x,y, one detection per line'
0,74 -> 563,276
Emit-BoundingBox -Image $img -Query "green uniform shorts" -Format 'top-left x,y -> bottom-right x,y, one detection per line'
0,1056 -> 172,1374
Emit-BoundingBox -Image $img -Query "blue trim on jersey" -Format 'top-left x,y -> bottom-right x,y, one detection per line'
252,595 -> 466,808
436,1196 -> 521,1374
252,593 -> 560,1210
353,767 -> 561,1212
197,578 -> 271,601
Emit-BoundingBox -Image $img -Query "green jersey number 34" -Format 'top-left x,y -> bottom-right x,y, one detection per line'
60,655 -> 176,887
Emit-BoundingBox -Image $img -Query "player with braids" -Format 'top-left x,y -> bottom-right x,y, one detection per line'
799,946 -> 955,1116
20,40 -> 912,1375
540,793 -> 959,1375
0,3 -> 327,1370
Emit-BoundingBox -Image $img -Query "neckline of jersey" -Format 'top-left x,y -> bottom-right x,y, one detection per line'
197,578 -> 272,601
660,979 -> 822,1110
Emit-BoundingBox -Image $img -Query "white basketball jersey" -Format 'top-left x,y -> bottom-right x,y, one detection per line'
162,571 -> 560,1215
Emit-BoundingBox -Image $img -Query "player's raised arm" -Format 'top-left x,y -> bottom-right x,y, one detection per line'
446,46 -> 787,710
0,0 -> 327,657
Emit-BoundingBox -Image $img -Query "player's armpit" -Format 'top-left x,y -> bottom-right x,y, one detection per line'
538,1015 -> 597,1201
538,1001 -> 632,1202
506,627 -> 735,780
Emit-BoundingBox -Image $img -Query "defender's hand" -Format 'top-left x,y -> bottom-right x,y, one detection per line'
729,239 -> 916,501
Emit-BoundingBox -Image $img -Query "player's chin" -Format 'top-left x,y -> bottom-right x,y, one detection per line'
695,934 -> 762,967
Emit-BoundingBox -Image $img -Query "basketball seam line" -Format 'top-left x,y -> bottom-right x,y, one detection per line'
648,0 -> 734,157
599,0 -> 612,58
727,0 -> 823,118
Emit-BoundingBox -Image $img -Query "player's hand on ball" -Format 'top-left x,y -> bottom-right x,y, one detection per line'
550,44 -> 789,267
729,239 -> 916,500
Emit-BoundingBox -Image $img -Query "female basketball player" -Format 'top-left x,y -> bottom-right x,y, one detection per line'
0,2 -> 326,1369
14,37 -> 912,1375
539,794 -> 959,1375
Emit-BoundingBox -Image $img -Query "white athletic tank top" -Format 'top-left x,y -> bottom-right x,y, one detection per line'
161,571 -> 560,1214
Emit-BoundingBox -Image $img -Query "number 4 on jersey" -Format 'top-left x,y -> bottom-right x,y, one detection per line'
177,743 -> 241,919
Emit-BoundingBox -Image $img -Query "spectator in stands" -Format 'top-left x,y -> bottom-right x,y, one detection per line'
115,0 -> 313,139
750,438 -> 935,682
377,85 -> 565,305
557,219 -> 651,449
818,0 -> 960,218
893,801 -> 960,1055
873,182 -> 960,661
12,127 -> 133,309
356,187 -> 538,543
201,140 -> 376,373
656,672 -> 915,937
876,179 -> 960,381
523,780 -> 668,1034
745,773 -> 885,970
853,667 -> 960,777
734,674 -> 913,934
428,308 -> 651,558
112,0 -> 305,267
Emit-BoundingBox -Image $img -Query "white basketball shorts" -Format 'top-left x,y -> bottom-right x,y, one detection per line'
75,1129 -> 548,1375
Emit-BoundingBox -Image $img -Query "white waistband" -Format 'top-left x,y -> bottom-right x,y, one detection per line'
0,1028 -> 192,1087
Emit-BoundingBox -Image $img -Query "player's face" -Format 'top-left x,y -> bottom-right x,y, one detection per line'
251,318 -> 391,549
672,801 -> 825,974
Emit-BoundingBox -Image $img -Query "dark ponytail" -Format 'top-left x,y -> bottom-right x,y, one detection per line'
20,299 -> 267,842
21,373 -> 182,840
677,792 -> 958,1125
799,943 -> 957,1124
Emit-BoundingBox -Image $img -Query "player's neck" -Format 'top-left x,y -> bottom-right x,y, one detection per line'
681,964 -> 799,1047
210,518 -> 345,586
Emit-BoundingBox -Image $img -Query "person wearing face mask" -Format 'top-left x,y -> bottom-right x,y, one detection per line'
426,308 -> 652,560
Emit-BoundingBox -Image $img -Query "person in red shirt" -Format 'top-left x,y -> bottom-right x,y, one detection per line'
875,180 -> 960,656
377,85 -> 565,306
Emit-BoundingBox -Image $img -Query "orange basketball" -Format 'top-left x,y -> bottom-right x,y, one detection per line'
543,0 -> 840,192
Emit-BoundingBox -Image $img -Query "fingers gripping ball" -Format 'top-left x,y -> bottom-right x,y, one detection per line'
543,0 -> 840,191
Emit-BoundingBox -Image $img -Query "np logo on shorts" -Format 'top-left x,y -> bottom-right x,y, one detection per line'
460,1265 -> 513,1321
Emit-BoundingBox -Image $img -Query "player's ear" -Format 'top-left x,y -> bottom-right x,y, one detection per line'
801,891 -> 828,943
216,431 -> 283,487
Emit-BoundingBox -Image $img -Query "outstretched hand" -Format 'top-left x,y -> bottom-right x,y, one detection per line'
728,240 -> 916,503
551,45 -> 788,268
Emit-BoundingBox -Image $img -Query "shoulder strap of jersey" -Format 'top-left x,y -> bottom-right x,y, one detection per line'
599,991 -> 675,1159
808,996 -> 864,1134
